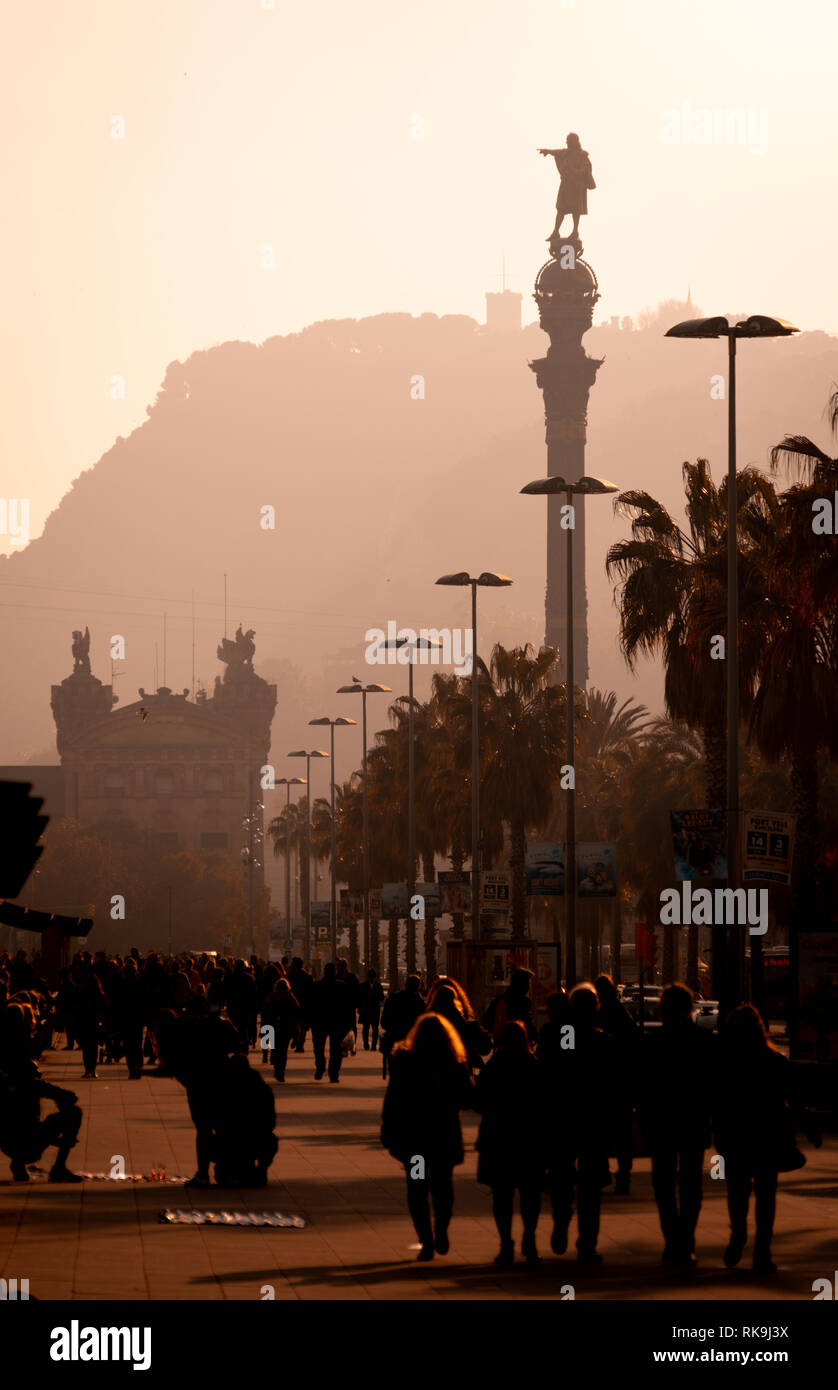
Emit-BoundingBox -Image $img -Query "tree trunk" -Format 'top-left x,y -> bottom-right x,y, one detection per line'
510,818 -> 527,936
612,897 -> 622,985
388,920 -> 400,992
789,744 -> 819,1057
449,842 -> 466,941
699,717 -> 725,997
422,854 -> 437,985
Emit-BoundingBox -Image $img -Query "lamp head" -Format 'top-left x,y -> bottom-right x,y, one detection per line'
476,571 -> 513,587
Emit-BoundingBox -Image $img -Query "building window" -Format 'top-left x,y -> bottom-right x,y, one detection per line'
104,772 -> 124,798
204,770 -> 224,794
200,832 -> 228,851
155,772 -> 175,795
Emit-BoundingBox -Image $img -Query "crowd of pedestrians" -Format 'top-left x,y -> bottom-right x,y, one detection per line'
381,969 -> 822,1271
0,946 -> 821,1272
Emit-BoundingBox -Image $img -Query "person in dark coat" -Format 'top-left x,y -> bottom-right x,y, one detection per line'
541,982 -> 620,1264
170,1000 -> 246,1186
287,958 -> 314,1052
474,1021 -> 546,1265
310,963 -> 355,1082
70,967 -> 106,1079
358,970 -> 385,1051
257,964 -> 281,1064
211,1052 -> 279,1188
261,978 -> 301,1082
639,982 -> 717,1268
336,959 -> 361,1042
715,1004 -> 821,1274
380,974 -> 426,1077
381,1011 -> 473,1260
115,960 -> 147,1079
427,982 -> 492,1074
595,973 -> 638,1194
482,968 -> 537,1046
224,960 -> 258,1049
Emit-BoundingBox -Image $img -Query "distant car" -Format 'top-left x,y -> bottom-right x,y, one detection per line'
622,989 -> 664,1028
692,1000 -> 719,1031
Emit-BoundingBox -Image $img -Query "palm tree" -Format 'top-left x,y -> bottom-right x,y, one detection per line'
574,690 -> 649,982
606,460 -> 776,807
268,797 -> 311,918
479,644 -> 567,934
762,387 -> 838,920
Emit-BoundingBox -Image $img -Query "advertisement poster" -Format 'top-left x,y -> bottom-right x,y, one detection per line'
576,842 -> 617,897
526,841 -> 565,896
416,882 -> 442,916
534,944 -> 561,1013
743,811 -> 795,884
481,871 -> 510,913
670,809 -> 727,880
798,932 -> 838,1063
438,872 -> 471,914
381,882 -> 408,918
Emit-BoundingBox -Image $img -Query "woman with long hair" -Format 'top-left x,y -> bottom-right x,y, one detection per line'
426,979 -> 492,1073
715,1004 -> 821,1273
381,1012 -> 473,1261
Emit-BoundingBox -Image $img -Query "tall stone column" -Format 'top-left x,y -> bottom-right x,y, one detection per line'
529,243 -> 602,685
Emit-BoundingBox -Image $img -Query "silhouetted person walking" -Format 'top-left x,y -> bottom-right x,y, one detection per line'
541,983 -> 619,1264
595,973 -> 638,1194
380,974 -> 425,1078
115,960 -> 147,1079
310,963 -> 355,1082
640,983 -> 717,1268
261,978 -> 301,1082
358,970 -> 384,1050
287,958 -> 314,1052
225,960 -> 258,1049
715,1004 -> 821,1274
482,968 -> 537,1045
381,1012 -> 473,1260
474,1020 -> 546,1265
71,967 -> 106,1079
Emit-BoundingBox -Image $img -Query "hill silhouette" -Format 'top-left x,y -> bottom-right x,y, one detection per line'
2,305 -> 836,777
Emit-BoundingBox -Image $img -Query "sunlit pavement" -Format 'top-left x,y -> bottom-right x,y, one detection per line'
1,1045 -> 834,1301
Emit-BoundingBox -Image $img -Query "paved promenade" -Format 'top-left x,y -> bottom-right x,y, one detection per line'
1,1044 -> 834,1302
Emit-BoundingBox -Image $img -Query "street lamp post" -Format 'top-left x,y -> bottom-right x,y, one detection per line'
288,748 -> 329,963
276,776 -> 306,953
520,476 -> 617,987
309,716 -> 357,963
665,315 -> 798,1016
378,636 -> 442,973
337,681 -> 391,969
435,572 -> 513,942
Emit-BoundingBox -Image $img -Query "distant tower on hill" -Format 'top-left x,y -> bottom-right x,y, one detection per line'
486,256 -> 522,333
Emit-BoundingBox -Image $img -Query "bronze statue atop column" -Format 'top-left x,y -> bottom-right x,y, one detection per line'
539,133 -> 596,254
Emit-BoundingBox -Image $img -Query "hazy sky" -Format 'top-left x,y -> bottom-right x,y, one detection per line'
2,0 -> 837,554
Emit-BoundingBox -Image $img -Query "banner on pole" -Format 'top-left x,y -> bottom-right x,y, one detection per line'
670,809 -> 727,880
438,872 -> 471,914
526,842 -> 565,896
576,842 -> 617,898
743,811 -> 795,884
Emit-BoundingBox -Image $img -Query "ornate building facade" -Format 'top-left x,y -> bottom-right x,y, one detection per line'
50,627 -> 276,887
